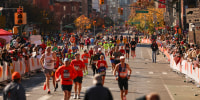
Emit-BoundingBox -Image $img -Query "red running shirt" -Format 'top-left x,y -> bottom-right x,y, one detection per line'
55,65 -> 77,85
97,60 -> 107,69
81,53 -> 90,63
89,50 -> 93,57
70,59 -> 85,77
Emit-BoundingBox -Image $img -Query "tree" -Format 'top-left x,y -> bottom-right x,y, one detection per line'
74,15 -> 91,32
129,0 -> 165,34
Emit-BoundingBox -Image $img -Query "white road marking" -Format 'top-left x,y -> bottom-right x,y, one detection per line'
32,86 -> 43,90
136,71 -> 140,74
149,72 -> 154,74
164,84 -> 175,100
26,94 -> 31,96
162,72 -> 168,75
147,81 -> 151,83
37,95 -> 52,100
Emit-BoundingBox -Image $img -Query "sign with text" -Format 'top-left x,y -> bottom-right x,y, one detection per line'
186,8 -> 200,23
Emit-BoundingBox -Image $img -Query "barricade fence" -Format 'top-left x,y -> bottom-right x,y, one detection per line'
0,56 -> 42,82
140,38 -> 200,85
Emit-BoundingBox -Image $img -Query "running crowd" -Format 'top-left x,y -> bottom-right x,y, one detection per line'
3,34 -> 141,100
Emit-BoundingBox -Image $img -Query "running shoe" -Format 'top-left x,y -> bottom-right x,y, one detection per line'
43,83 -> 46,90
86,71 -> 88,75
47,89 -> 51,94
77,95 -> 81,99
73,94 -> 77,99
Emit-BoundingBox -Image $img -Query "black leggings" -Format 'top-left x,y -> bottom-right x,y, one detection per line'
92,64 -> 97,76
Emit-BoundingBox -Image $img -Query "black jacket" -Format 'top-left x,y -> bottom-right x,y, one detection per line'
84,84 -> 113,100
3,81 -> 26,100
151,43 -> 158,51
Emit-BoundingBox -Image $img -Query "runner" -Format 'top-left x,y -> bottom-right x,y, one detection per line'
108,47 -> 115,71
53,49 -> 63,92
69,35 -> 76,46
52,42 -> 58,52
124,42 -> 130,60
113,56 -> 132,100
40,46 -> 57,94
72,43 -> 79,53
113,47 -> 123,70
88,47 -> 94,57
62,43 -> 69,59
130,38 -> 137,58
103,41 -> 109,56
90,52 -> 99,76
70,53 -> 85,99
81,50 -> 90,75
55,58 -> 78,100
66,49 -> 74,62
96,55 -> 108,85
79,35 -> 85,50
85,37 -> 91,50
94,43 -> 101,53
119,46 -> 125,56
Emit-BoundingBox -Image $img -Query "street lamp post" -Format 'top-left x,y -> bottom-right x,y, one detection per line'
192,24 -> 196,44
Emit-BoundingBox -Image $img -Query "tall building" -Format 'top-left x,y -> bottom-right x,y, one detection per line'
107,0 -> 120,23
119,0 -> 130,21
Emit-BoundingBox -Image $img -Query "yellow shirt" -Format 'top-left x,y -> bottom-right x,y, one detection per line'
123,38 -> 127,44
116,40 -> 120,45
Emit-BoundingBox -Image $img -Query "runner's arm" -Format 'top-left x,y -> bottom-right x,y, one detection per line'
113,64 -> 119,76
55,67 -> 61,80
105,61 -> 108,68
40,54 -> 45,68
127,64 -> 132,76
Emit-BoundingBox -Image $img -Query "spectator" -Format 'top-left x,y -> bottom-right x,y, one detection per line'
84,74 -> 113,100
151,40 -> 158,63
3,72 -> 26,100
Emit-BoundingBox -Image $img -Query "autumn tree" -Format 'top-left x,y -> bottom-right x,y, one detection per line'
74,15 -> 91,32
129,0 -> 165,34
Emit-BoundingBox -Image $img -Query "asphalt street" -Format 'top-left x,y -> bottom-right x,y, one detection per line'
1,44 -> 200,100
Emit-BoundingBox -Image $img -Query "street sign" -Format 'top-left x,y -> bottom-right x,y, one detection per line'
136,10 -> 148,13
131,22 -> 140,24
186,8 -> 200,23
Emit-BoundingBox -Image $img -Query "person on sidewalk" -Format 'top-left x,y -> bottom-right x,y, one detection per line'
84,74 -> 113,100
55,58 -> 78,100
3,72 -> 26,100
151,40 -> 158,63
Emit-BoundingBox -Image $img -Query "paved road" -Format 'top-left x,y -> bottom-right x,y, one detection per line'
1,44 -> 200,100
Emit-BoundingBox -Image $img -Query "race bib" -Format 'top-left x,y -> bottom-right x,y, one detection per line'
46,62 -> 52,66
74,66 -> 79,70
119,72 -> 127,77
93,61 -> 98,63
100,63 -> 105,67
63,70 -> 70,78
126,47 -> 129,50
83,57 -> 87,60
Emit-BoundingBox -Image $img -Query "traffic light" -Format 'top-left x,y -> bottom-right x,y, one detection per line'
120,8 -> 123,15
99,0 -> 104,5
93,21 -> 96,25
14,6 -> 27,25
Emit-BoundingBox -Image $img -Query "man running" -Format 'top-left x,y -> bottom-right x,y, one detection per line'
90,52 -> 99,76
55,58 -> 78,100
40,46 -> 57,94
96,55 -> 108,85
130,38 -> 137,58
125,42 -> 130,60
79,36 -> 85,50
70,53 -> 85,99
103,41 -> 109,56
113,56 -> 132,100
113,47 -> 123,69
81,50 -> 90,75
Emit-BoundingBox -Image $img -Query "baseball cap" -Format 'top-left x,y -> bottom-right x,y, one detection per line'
64,58 -> 70,62
75,53 -> 80,56
12,72 -> 21,80
120,56 -> 125,60
98,48 -> 101,51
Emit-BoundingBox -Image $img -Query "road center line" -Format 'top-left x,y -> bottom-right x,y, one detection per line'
37,95 -> 52,100
162,72 -> 168,75
136,71 -> 140,74
164,85 -> 175,100
26,94 -> 31,96
149,72 -> 154,74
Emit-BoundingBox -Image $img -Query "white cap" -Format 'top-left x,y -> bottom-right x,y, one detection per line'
64,58 -> 70,62
98,48 -> 101,51
120,56 -> 125,59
